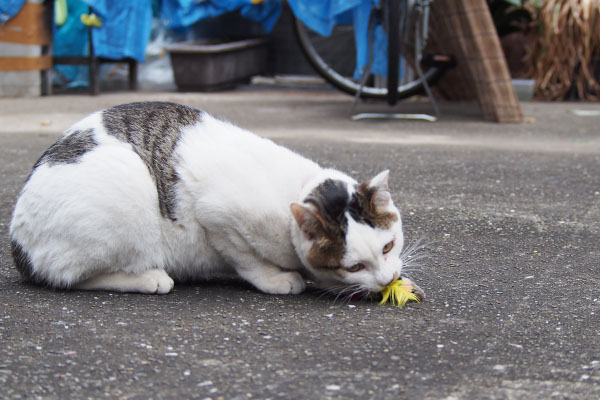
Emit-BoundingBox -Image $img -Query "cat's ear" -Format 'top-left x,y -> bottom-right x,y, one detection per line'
368,170 -> 392,208
290,203 -> 326,241
369,169 -> 390,191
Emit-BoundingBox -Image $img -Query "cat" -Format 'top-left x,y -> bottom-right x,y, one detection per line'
9,102 -> 424,300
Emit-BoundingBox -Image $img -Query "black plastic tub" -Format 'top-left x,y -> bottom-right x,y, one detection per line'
166,38 -> 269,91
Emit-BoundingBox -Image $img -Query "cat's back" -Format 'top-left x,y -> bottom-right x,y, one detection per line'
20,102 -> 205,219
15,101 -> 314,221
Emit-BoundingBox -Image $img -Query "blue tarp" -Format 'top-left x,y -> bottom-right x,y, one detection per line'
162,0 -> 390,78
81,0 -> 152,62
53,0 -> 90,86
52,0 -> 152,63
55,0 -> 279,62
162,0 -> 282,32
51,0 -> 391,87
160,0 -> 388,79
286,0 -> 360,36
0,0 -> 26,23
288,0 -> 389,78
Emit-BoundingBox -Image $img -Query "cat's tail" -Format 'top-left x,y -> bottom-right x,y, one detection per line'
10,239 -> 46,285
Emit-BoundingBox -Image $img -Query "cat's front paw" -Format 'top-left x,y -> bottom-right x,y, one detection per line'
146,269 -> 175,294
259,271 -> 306,295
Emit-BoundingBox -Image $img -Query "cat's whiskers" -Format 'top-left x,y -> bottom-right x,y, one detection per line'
315,284 -> 348,300
316,283 -> 367,305
314,239 -> 432,306
341,285 -> 370,304
333,284 -> 363,304
399,237 -> 432,279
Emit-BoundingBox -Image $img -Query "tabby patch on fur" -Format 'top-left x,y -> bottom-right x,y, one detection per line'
102,102 -> 202,220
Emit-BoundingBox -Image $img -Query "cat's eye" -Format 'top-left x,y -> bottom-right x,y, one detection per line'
347,263 -> 365,273
382,240 -> 394,254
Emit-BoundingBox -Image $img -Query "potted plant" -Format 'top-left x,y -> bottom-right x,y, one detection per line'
525,0 -> 600,100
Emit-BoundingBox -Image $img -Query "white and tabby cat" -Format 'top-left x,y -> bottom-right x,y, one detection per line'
9,102 -> 423,299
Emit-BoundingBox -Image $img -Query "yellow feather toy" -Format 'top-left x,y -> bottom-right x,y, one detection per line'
379,276 -> 420,307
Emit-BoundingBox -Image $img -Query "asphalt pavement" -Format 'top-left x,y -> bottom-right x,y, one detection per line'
0,89 -> 599,399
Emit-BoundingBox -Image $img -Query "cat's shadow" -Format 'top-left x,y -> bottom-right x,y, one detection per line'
11,275 -> 373,308
173,278 -> 354,306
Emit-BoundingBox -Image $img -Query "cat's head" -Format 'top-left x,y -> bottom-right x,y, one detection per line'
291,170 -> 404,294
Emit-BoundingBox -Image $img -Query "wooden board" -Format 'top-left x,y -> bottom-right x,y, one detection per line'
0,2 -> 51,46
430,0 -> 523,123
0,55 -> 52,71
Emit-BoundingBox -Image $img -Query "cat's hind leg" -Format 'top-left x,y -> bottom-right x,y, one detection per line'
74,268 -> 174,294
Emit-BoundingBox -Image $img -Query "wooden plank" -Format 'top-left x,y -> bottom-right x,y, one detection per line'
0,55 -> 52,71
430,0 -> 523,123
0,2 -> 51,45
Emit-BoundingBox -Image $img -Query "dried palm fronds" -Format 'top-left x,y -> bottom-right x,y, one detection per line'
527,0 -> 600,100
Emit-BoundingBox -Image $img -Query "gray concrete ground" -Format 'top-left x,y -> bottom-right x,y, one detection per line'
0,89 -> 599,399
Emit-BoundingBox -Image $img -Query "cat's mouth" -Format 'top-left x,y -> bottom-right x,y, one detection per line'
348,277 -> 425,303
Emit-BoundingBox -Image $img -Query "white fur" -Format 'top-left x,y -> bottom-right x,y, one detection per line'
10,109 -> 408,296
341,215 -> 404,291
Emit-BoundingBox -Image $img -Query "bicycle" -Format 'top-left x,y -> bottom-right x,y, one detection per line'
291,0 -> 454,120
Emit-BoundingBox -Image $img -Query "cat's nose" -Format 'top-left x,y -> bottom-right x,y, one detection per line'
379,272 -> 399,287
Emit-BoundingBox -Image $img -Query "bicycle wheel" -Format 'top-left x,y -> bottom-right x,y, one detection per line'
293,10 -> 453,100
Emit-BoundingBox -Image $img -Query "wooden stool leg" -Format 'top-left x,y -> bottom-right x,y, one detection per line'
89,56 -> 99,95
87,22 -> 100,95
128,59 -> 138,91
41,69 -> 52,95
